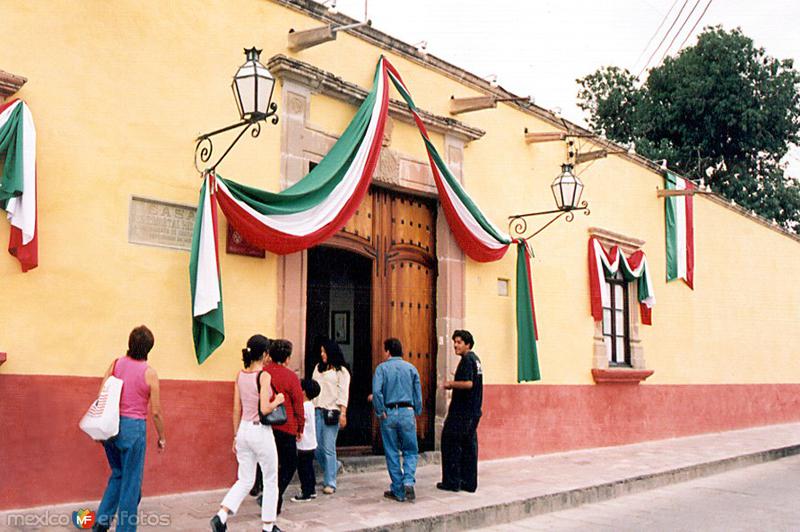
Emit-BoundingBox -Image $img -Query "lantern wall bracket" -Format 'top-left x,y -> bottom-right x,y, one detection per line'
508,201 -> 591,241
194,104 -> 279,175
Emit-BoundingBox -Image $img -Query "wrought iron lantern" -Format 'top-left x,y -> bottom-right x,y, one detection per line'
232,47 -> 276,121
551,163 -> 584,211
194,47 -> 279,174
509,163 -> 590,241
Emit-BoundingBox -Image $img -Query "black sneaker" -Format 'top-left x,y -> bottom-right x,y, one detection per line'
291,493 -> 314,502
383,489 -> 405,502
404,485 -> 416,501
210,515 -> 227,532
436,482 -> 459,492
271,526 -> 283,532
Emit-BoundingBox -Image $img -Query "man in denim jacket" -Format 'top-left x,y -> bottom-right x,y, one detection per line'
372,337 -> 423,502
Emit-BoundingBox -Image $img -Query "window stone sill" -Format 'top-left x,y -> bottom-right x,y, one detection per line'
591,368 -> 653,384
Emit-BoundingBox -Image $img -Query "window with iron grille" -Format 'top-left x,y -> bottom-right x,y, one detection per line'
602,270 -> 631,366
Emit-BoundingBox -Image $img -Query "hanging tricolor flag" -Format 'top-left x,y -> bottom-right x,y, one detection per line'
190,57 -> 540,381
0,98 -> 38,272
515,241 -> 540,381
588,237 -> 655,325
189,174 -> 224,363
664,171 -> 694,288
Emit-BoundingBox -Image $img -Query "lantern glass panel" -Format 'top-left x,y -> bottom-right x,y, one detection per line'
255,64 -> 275,115
573,179 -> 584,208
233,72 -> 256,119
551,180 -> 563,210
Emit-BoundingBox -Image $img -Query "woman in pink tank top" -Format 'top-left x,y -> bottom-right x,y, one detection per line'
95,325 -> 165,532
211,334 -> 285,532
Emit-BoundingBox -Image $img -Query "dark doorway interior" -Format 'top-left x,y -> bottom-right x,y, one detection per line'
305,246 -> 373,447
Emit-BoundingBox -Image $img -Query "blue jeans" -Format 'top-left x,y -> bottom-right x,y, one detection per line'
97,417 -> 146,531
314,409 -> 340,489
380,407 -> 418,499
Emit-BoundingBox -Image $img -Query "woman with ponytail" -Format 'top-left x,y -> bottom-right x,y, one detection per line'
210,335 -> 285,532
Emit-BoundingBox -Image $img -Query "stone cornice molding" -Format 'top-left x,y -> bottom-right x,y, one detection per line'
588,227 -> 645,255
267,54 -> 485,142
0,70 -> 27,99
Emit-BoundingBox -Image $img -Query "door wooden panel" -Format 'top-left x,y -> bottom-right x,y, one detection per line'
371,187 -> 437,445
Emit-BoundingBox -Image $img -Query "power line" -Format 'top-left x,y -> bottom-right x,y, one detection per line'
676,0 -> 714,51
637,0 -> 690,79
632,0 -> 680,73
656,0 -> 704,67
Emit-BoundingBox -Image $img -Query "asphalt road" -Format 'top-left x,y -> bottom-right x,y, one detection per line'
481,454 -> 800,531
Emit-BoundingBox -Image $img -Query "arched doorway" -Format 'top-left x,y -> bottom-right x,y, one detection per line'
304,185 -> 438,452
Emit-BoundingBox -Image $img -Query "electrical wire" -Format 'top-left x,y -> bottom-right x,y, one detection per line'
632,0 -> 680,74
676,0 -> 714,51
637,0 -> 689,79
656,0 -> 704,66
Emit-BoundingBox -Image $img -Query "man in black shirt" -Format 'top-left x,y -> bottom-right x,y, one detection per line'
437,329 -> 483,493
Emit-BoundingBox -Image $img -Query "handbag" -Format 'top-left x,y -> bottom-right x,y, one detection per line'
79,359 -> 123,441
256,371 -> 288,426
322,408 -> 340,426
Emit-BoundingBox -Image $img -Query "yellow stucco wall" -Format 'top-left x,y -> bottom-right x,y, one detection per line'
2,0 -> 799,385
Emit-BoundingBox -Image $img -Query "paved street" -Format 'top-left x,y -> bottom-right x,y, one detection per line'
480,453 -> 800,531
2,423 -> 800,531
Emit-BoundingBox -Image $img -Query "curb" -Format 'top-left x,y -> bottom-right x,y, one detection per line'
356,443 -> 800,531
340,451 -> 440,474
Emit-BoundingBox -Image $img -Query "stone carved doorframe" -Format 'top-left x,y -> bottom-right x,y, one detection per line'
274,66 -> 479,449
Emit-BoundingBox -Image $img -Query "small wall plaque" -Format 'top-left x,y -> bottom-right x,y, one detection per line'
128,196 -> 196,251
226,224 -> 266,258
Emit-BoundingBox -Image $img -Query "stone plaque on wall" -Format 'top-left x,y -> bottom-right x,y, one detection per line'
128,196 -> 196,251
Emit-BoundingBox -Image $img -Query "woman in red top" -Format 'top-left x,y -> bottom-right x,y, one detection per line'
263,339 -> 305,515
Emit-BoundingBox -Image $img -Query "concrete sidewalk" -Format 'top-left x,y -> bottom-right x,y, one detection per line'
3,423 -> 800,531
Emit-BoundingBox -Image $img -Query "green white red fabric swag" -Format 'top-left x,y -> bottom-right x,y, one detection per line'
190,57 -> 540,381
664,171 -> 694,288
589,237 -> 655,325
0,98 -> 38,272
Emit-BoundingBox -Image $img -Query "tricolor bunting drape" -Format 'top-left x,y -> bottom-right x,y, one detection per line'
191,57 -> 540,381
0,98 -> 38,272
588,237 -> 655,326
664,171 -> 694,288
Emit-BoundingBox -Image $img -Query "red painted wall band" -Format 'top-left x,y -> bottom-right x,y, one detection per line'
2,375 -> 800,510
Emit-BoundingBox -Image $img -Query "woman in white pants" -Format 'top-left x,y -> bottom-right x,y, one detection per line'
211,335 -> 285,532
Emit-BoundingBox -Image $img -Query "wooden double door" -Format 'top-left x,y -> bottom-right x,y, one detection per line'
307,185 -> 437,449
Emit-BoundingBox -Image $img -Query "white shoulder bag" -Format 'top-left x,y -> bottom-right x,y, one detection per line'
79,361 -> 123,440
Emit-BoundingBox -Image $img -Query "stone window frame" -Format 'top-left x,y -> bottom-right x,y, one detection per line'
588,227 -> 653,384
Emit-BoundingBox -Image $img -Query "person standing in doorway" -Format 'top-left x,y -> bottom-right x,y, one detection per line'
312,338 -> 351,494
372,338 -> 423,502
263,339 -> 305,515
437,330 -> 483,493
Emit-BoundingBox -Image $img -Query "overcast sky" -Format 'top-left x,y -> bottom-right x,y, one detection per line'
330,0 -> 800,177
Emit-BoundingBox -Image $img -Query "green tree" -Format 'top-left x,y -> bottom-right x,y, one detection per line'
577,27 -> 800,231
